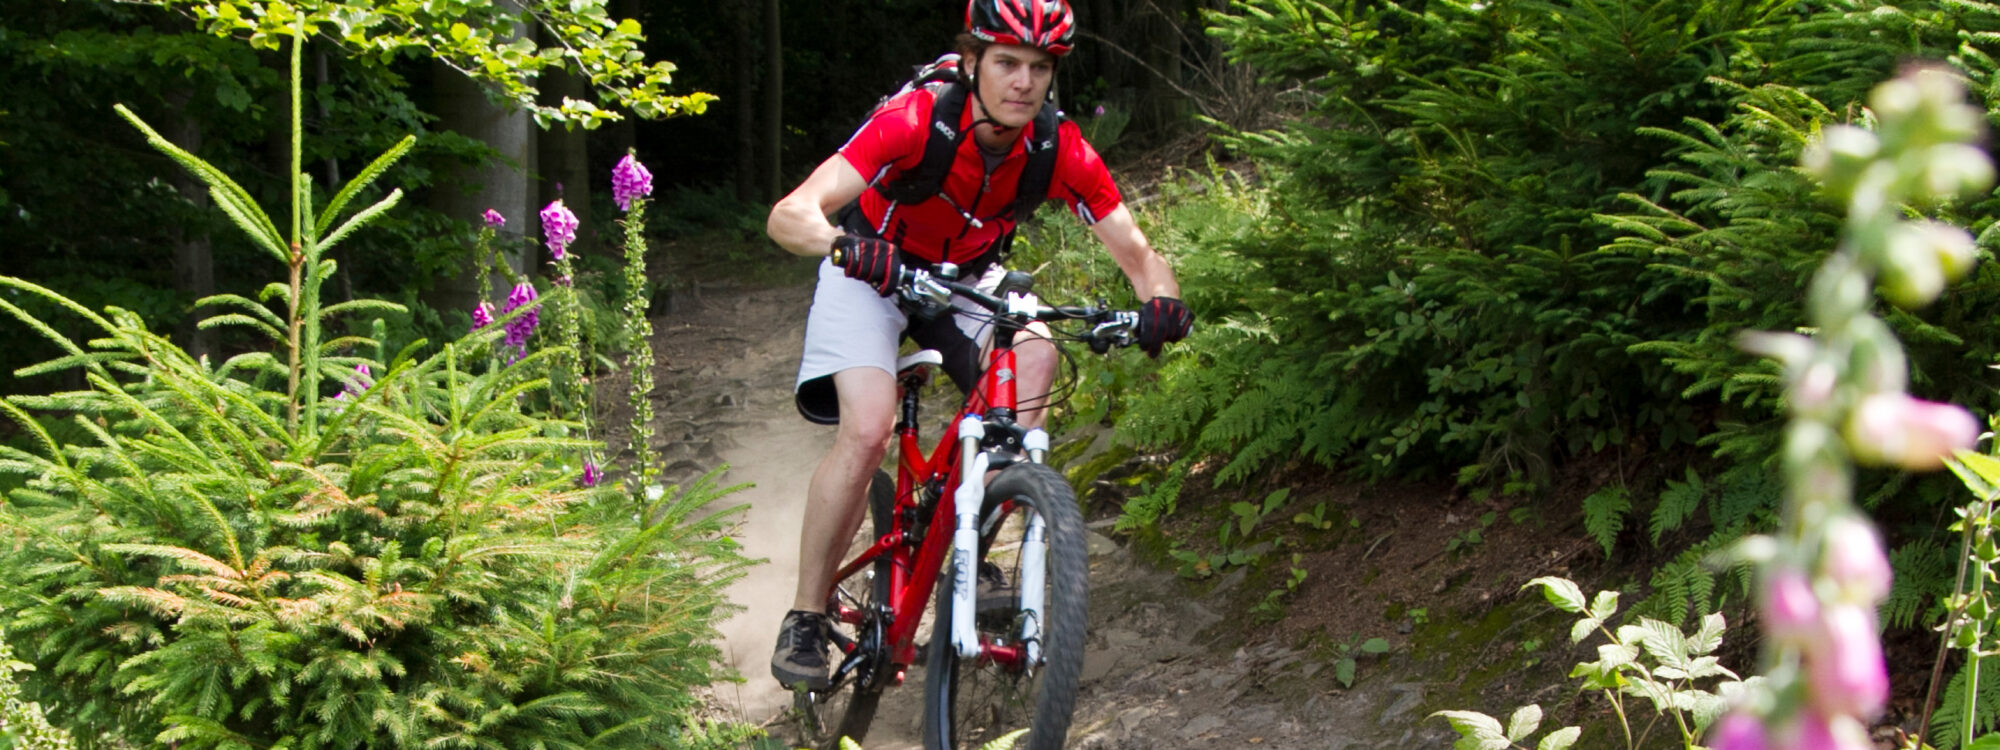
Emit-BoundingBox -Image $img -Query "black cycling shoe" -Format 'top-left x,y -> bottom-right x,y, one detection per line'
771,609 -> 833,690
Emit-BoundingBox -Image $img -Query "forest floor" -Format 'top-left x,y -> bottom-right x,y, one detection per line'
592,252 -> 1927,749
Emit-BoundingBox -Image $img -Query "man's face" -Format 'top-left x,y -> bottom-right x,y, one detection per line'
974,44 -> 1056,130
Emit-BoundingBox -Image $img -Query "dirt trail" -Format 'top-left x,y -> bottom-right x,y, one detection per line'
617,281 -> 1464,749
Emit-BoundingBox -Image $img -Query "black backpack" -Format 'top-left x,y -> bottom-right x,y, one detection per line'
853,53 -> 1062,228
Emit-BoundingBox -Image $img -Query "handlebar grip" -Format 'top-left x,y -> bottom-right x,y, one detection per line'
829,246 -> 846,267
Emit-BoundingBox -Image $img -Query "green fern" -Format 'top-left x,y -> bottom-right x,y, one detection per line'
1583,486 -> 1632,558
1650,468 -> 1705,547
1115,457 -> 1191,532
1887,539 -> 1954,630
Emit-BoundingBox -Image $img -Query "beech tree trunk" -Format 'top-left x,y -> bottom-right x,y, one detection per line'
763,0 -> 783,200
164,87 -> 215,360
733,0 -> 758,203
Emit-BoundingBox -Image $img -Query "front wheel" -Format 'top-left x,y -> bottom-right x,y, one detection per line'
921,463 -> 1088,750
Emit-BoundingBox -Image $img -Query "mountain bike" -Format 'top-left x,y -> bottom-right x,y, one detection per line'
793,252 -> 1141,750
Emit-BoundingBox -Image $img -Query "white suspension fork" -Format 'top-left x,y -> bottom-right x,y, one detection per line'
1017,506 -> 1049,667
950,417 -> 987,660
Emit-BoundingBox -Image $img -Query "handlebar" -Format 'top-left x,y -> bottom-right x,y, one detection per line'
830,246 -> 1139,354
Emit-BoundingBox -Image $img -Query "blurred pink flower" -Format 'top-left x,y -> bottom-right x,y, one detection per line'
540,200 -> 579,260
1707,711 -> 1767,750
1822,516 -> 1892,604
1786,710 -> 1874,750
612,153 -> 653,211
1844,392 -> 1978,471
1806,604 -> 1890,719
581,460 -> 601,488
481,208 -> 505,229
472,302 -> 494,331
1761,568 -> 1820,646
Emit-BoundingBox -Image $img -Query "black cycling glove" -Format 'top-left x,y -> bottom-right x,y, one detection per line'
832,235 -> 903,297
1137,296 -> 1193,358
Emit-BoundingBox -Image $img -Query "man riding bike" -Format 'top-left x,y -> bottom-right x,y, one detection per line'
764,0 -> 1193,691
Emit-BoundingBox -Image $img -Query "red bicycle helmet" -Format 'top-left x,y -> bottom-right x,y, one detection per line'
965,0 -> 1076,57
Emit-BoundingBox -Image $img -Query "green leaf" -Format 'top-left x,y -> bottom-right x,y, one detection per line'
1571,617 -> 1600,644
1335,658 -> 1356,687
1359,637 -> 1391,654
1262,487 -> 1291,515
1430,710 -> 1506,745
1538,726 -> 1582,750
1589,590 -> 1619,621
1506,704 -> 1542,742
1526,577 -> 1587,613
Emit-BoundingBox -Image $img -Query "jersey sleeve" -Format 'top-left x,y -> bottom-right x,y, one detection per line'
1052,120 -> 1123,226
836,89 -> 932,186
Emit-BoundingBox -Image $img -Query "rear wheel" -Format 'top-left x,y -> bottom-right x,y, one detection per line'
797,469 -> 897,750
921,462 -> 1087,750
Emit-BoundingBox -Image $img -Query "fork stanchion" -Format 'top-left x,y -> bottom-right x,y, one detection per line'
951,418 -> 988,660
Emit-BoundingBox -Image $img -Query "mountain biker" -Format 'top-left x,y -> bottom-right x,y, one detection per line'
765,0 -> 1192,690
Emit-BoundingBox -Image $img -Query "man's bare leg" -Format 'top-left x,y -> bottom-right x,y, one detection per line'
791,366 -> 898,612
1013,322 -> 1058,430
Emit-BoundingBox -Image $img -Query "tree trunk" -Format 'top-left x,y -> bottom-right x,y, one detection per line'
733,0 -> 758,203
1137,0 -> 1187,138
763,0 -> 783,200
426,0 -> 536,315
316,47 -> 353,303
538,66 -> 594,258
164,88 -> 216,361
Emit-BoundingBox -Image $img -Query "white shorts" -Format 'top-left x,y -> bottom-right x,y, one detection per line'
794,257 -> 1006,423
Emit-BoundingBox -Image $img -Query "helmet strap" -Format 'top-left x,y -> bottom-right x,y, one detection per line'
963,52 -> 1017,137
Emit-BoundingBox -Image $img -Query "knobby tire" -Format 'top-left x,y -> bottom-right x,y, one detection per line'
800,470 -> 896,750
921,463 -> 1087,750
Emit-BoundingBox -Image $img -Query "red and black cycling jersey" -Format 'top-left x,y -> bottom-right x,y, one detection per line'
837,86 -> 1122,267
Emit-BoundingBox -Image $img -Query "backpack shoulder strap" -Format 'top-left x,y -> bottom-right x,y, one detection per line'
875,80 -> 967,205
1009,102 -> 1064,224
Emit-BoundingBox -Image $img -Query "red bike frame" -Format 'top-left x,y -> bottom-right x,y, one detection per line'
822,344 -> 1029,683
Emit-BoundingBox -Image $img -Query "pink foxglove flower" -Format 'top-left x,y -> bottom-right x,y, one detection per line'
1785,710 -> 1874,750
580,460 -> 601,488
540,200 -> 579,260
1707,711 -> 1768,750
1844,391 -> 1979,471
1822,516 -> 1893,604
1761,568 -> 1819,647
502,282 -> 539,362
611,153 -> 653,211
481,209 -> 505,229
472,302 -> 494,331
1806,604 -> 1890,718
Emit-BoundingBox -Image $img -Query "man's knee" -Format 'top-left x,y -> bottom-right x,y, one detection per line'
830,367 -> 898,450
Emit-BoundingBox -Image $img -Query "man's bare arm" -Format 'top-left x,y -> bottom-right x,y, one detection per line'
768,156 -> 870,257
1090,204 -> 1181,300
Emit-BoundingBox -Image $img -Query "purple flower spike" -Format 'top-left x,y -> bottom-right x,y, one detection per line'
540,200 -> 579,260
580,460 -> 601,488
472,302 -> 494,331
502,282 -> 540,362
481,209 -> 505,229
350,363 -> 374,394
612,153 -> 653,211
